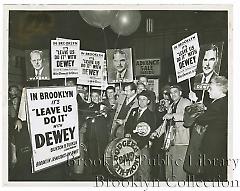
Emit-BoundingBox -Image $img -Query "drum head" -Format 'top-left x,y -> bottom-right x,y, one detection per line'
104,138 -> 141,178
133,122 -> 151,137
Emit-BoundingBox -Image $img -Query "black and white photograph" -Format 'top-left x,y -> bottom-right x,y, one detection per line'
106,48 -> 134,83
25,49 -> 50,81
193,42 -> 224,90
2,2 -> 239,189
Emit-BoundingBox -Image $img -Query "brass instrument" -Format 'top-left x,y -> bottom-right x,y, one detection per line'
150,105 -> 175,151
161,118 -> 175,151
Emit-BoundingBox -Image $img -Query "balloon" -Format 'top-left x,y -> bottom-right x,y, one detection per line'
79,10 -> 118,29
111,10 -> 141,36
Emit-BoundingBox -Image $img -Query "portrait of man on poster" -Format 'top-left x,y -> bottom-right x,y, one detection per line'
106,48 -> 133,83
194,43 -> 223,90
26,50 -> 50,81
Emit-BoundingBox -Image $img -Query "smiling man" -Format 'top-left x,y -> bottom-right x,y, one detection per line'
107,49 -> 134,83
194,44 -> 219,84
28,50 -> 50,80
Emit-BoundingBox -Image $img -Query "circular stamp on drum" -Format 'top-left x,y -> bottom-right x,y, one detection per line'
104,138 -> 141,178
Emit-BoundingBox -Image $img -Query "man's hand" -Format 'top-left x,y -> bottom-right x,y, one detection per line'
150,131 -> 158,139
163,113 -> 174,120
115,119 -> 124,125
189,91 -> 198,102
15,119 -> 22,132
150,125 -> 166,139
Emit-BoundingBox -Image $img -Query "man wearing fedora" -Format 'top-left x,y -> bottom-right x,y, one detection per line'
124,90 -> 156,181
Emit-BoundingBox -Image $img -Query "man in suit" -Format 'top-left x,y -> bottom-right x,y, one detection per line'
28,50 -> 50,80
108,49 -> 132,83
194,44 -> 219,86
109,82 -> 138,140
124,90 -> 156,180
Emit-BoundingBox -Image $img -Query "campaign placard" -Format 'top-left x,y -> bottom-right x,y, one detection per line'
135,58 -> 161,76
172,33 -> 200,83
193,42 -> 224,90
77,50 -> 105,86
51,40 -> 80,78
26,86 -> 79,172
101,60 -> 109,90
25,49 -> 50,81
106,48 -> 133,83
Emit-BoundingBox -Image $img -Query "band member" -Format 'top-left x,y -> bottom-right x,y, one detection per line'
153,85 -> 191,181
150,85 -> 172,180
84,90 -> 109,178
110,82 -> 138,140
196,76 -> 228,181
102,86 -> 118,135
124,90 -> 156,180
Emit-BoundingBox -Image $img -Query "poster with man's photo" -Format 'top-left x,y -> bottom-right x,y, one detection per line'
194,42 -> 224,90
106,48 -> 133,83
25,49 -> 50,81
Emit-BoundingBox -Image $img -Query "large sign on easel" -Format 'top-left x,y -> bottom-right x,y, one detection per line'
51,39 -> 80,79
172,33 -> 200,83
26,86 -> 80,172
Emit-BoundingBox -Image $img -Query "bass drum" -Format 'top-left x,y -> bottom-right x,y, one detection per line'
104,137 -> 141,178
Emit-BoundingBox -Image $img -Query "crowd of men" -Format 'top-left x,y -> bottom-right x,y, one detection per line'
8,72 -> 228,182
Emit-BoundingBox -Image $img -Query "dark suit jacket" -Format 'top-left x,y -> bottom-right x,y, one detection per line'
108,69 -> 133,83
27,66 -> 50,80
110,93 -> 138,139
196,96 -> 228,158
194,71 -> 218,106
124,107 -> 156,149
194,71 -> 218,84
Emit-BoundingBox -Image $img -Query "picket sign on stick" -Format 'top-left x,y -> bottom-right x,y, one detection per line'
172,33 -> 200,104
88,85 -> 91,102
201,90 -> 206,103
101,89 -> 103,102
37,79 -> 40,87
188,78 -> 193,103
119,82 -> 122,93
64,77 -> 67,86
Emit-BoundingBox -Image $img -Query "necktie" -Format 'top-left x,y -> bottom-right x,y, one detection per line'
137,109 -> 142,119
202,76 -> 206,83
36,70 -> 40,79
117,72 -> 121,80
